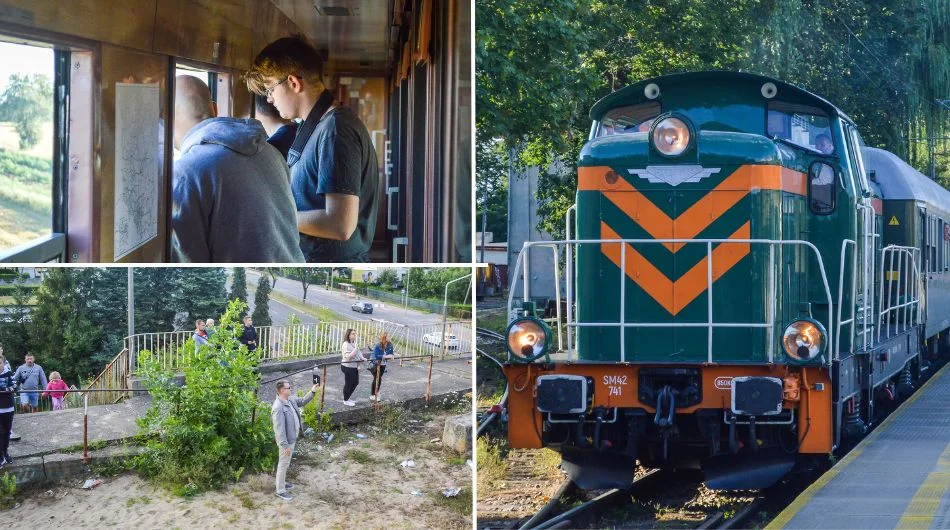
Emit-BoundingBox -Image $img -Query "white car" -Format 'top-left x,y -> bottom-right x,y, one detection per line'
422,332 -> 460,349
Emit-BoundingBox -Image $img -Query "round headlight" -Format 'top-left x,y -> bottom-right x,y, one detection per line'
782,320 -> 826,363
506,318 -> 551,362
652,117 -> 690,156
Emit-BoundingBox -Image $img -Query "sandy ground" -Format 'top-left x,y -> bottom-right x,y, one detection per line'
11,413 -> 472,529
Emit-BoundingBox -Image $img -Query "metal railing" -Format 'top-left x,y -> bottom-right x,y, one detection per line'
81,348 -> 131,405
877,245 -> 922,341
509,237 -> 835,364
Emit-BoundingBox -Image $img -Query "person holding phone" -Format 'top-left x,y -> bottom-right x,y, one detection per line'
271,380 -> 319,501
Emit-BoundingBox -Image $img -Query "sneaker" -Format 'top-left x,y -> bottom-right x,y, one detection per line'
4,454 -> 12,464
370,395 -> 379,402
343,400 -> 356,407
9,431 -> 19,441
275,491 -> 292,501
285,482 -> 295,490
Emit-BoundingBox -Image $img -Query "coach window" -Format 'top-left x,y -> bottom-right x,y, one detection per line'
595,102 -> 661,137
0,39 -> 68,261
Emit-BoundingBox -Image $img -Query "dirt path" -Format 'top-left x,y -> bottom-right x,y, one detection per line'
11,413 -> 472,529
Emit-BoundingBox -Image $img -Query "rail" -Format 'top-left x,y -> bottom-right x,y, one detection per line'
877,245 -> 922,341
80,348 -> 131,406
511,237 -> 835,364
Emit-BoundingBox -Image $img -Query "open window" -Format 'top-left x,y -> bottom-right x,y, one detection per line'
595,101 -> 661,138
808,161 -> 836,215
767,101 -> 834,155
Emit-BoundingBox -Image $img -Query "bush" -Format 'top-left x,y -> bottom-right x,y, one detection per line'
134,300 -> 276,495
0,472 -> 15,509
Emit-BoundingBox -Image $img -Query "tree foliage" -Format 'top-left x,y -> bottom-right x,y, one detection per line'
135,300 -> 275,496
0,74 -> 53,150
228,268 -> 248,315
477,0 -> 950,236
251,275 -> 273,327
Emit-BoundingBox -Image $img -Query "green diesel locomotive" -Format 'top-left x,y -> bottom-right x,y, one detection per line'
502,71 -> 950,490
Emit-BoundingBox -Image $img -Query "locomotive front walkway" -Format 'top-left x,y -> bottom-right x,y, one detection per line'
3,356 -> 471,483
769,360 -> 950,529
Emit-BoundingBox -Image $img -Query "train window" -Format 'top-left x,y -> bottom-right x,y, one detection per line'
846,126 -> 870,195
595,102 -> 661,137
0,41 -> 56,257
808,161 -> 836,214
767,101 -> 833,154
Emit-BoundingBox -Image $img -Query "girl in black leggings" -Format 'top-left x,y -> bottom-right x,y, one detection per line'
0,355 -> 15,467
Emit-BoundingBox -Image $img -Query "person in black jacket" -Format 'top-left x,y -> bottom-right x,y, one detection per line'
0,354 -> 15,467
239,316 -> 258,351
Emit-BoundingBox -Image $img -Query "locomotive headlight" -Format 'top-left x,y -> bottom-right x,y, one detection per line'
652,117 -> 691,156
782,319 -> 826,363
506,317 -> 552,362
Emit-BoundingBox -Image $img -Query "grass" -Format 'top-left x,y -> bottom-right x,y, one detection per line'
233,490 -> 255,509
62,439 -> 109,453
344,448 -> 376,464
429,487 -> 472,517
250,285 -> 347,322
476,437 -> 508,490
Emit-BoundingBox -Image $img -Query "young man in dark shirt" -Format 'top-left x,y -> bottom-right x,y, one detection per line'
246,36 -> 379,262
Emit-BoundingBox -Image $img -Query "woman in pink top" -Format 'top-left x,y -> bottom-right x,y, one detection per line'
42,371 -> 69,410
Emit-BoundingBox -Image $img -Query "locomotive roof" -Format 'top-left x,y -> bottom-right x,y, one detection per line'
863,146 -> 950,214
590,71 -> 843,121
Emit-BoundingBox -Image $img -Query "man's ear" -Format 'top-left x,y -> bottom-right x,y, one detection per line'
288,74 -> 305,94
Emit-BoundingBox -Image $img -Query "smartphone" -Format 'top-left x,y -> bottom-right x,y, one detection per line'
312,373 -> 321,386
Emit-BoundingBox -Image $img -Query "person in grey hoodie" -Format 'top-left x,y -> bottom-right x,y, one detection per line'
271,380 -> 319,500
171,75 -> 305,263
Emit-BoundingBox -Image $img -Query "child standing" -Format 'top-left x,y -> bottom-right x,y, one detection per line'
42,372 -> 69,410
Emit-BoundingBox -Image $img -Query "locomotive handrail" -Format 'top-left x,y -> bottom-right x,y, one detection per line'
510,237 -> 835,365
836,239 -> 857,361
565,204 -> 577,355
877,245 -> 922,342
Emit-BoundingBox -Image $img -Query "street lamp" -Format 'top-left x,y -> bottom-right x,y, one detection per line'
441,274 -> 473,359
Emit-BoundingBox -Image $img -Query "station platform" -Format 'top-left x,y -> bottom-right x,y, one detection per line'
769,361 -> 950,529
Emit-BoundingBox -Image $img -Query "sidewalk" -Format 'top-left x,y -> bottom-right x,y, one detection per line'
6,357 -> 472,460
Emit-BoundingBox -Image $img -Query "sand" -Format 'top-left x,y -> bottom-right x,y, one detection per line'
11,414 -> 472,529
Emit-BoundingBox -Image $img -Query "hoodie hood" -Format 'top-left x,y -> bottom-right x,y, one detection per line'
180,117 -> 269,157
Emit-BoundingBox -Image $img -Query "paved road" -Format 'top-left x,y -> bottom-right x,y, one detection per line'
226,275 -> 317,326
246,269 -> 449,327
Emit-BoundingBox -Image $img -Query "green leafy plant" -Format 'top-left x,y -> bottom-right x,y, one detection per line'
134,300 -> 276,495
0,473 -> 14,509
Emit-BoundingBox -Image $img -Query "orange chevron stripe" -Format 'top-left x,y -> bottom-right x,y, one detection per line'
601,221 -> 751,315
579,165 -> 804,253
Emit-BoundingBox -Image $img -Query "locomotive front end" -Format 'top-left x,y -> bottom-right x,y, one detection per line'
504,72 -> 845,490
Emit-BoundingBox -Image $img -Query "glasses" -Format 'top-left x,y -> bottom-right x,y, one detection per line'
264,76 -> 288,98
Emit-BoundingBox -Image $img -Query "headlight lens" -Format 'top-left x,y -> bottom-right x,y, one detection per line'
506,318 -> 550,361
652,117 -> 690,156
782,320 -> 825,362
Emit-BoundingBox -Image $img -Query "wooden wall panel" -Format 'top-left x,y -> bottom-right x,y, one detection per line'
0,0 -> 156,51
154,0 -> 256,70
252,0 -> 300,61
97,44 -> 169,263
231,75 -> 253,119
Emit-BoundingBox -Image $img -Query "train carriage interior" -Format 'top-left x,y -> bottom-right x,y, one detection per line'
0,0 -> 471,263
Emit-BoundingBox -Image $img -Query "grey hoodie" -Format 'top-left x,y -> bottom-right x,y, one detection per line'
172,118 -> 306,263
271,391 -> 315,448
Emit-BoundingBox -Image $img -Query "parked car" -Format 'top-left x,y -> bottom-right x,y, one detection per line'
351,301 -> 373,314
422,332 -> 460,349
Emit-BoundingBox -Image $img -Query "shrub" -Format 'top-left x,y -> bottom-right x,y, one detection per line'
0,473 -> 15,509
134,300 -> 276,495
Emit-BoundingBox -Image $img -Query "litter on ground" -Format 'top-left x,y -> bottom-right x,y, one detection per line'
442,487 -> 461,498
82,479 -> 103,490
400,459 -> 416,468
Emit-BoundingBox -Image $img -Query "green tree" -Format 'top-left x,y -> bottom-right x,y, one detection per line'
229,268 -> 248,315
135,300 -> 275,495
251,275 -> 272,327
377,269 -> 398,288
0,272 -> 33,359
0,73 -> 53,150
84,268 -> 128,366
27,268 -> 101,383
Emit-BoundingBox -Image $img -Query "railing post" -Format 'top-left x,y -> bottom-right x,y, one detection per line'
425,354 -> 433,402
320,365 -> 327,412
82,393 -> 89,464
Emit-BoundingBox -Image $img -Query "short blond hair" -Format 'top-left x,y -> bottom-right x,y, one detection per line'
245,35 -> 324,95
50,371 -> 61,381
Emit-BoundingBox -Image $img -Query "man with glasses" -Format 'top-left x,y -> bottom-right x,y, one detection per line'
245,36 -> 379,263
271,379 -> 319,500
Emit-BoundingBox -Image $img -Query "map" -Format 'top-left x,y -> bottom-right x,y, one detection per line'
114,83 -> 160,260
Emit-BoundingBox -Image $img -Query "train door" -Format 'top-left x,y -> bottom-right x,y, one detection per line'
844,125 -> 876,352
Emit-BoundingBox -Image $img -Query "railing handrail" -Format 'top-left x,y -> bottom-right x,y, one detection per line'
509,237 -> 835,365
877,245 -> 922,342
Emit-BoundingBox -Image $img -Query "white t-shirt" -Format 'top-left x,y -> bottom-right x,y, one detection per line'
341,341 -> 365,368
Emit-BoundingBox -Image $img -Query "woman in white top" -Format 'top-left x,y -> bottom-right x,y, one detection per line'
340,328 -> 366,406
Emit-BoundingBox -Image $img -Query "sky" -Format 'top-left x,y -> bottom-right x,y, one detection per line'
0,41 -> 54,93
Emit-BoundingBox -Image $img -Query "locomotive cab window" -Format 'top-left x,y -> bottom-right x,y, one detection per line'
808,161 -> 836,214
595,102 -> 661,138
767,101 -> 834,154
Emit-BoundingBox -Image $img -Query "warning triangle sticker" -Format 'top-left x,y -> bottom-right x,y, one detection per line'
889,216 -> 900,226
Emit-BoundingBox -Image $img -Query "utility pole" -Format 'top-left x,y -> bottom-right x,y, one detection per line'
127,267 -> 134,373
441,274 -> 473,359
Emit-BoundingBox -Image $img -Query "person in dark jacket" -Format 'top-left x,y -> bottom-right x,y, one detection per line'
369,331 -> 396,401
171,75 -> 305,263
255,94 -> 298,161
239,316 -> 258,351
0,354 -> 15,467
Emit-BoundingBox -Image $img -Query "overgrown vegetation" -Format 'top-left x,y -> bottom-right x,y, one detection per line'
134,300 -> 276,496
0,473 -> 15,509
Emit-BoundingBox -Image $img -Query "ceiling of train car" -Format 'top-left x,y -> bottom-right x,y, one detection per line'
269,0 -> 396,72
